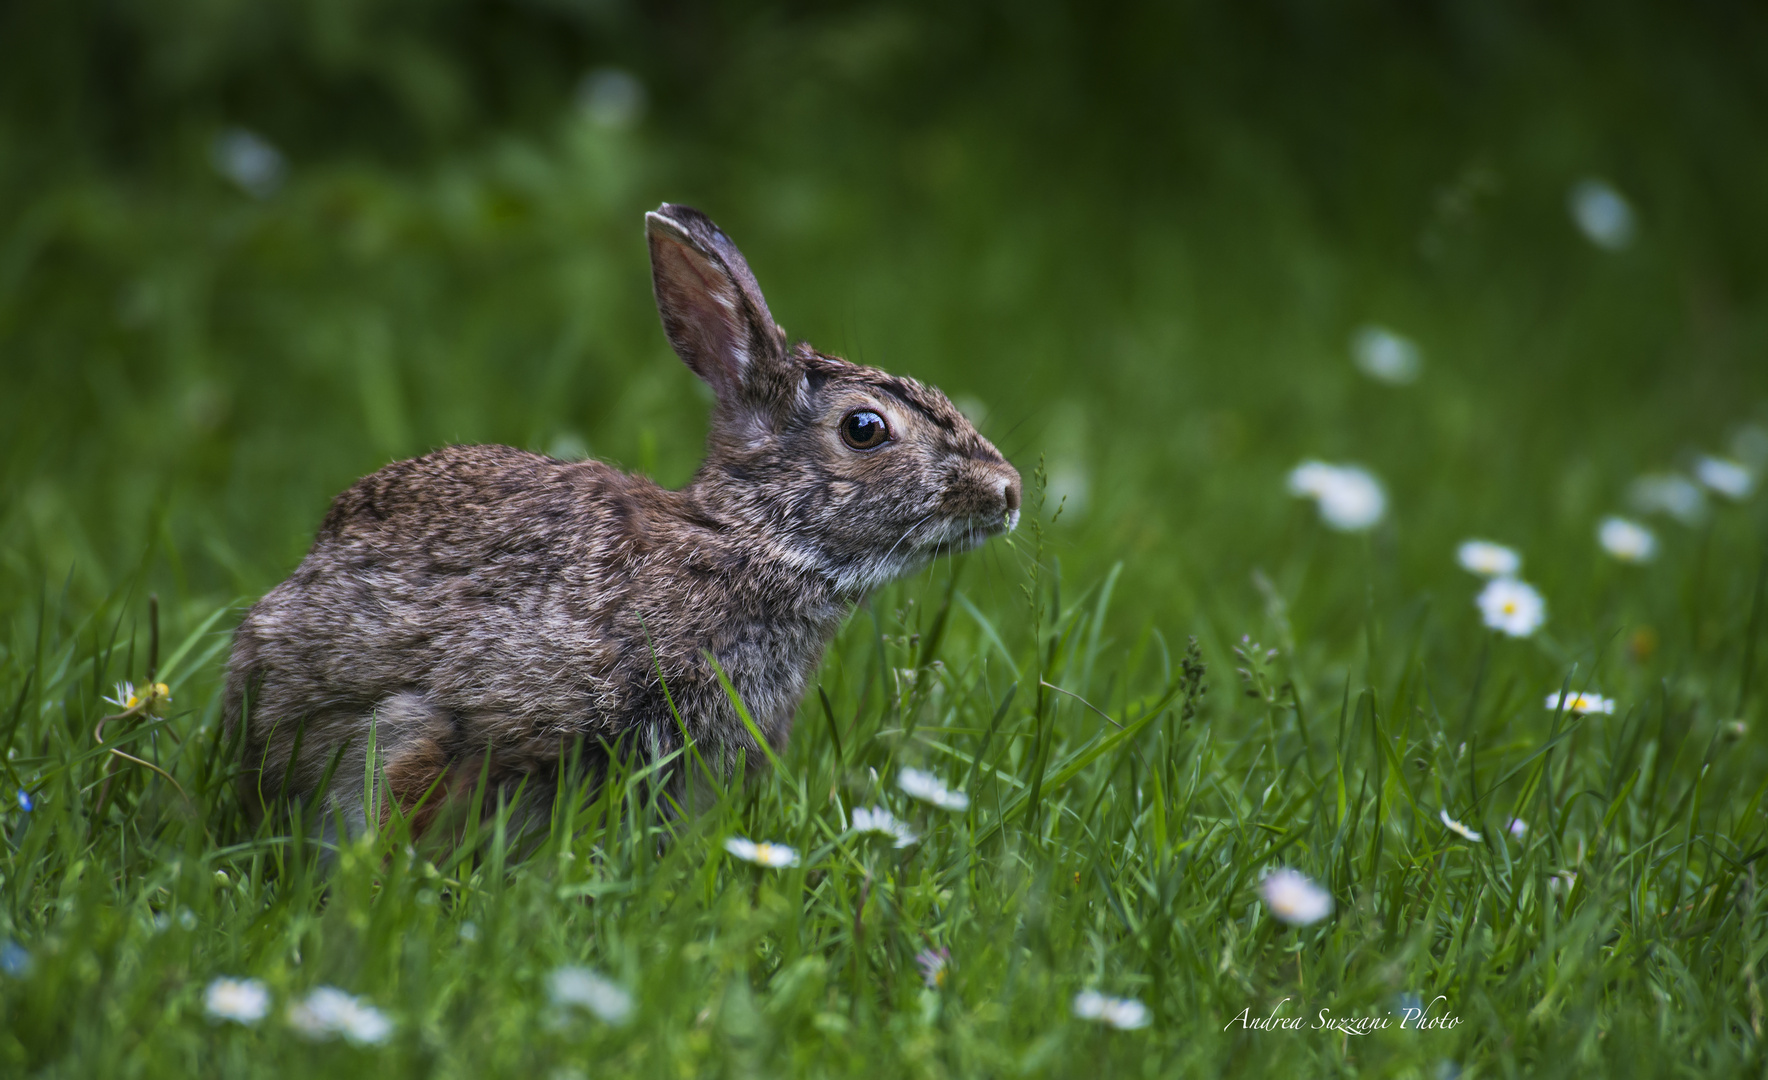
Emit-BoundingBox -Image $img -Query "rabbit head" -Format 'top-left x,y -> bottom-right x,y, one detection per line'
648,203 -> 1021,596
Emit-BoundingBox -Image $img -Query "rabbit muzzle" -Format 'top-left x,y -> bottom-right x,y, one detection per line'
929,459 -> 1022,552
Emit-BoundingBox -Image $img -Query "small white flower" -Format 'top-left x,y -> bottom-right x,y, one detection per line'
205,977 -> 271,1025
1456,540 -> 1521,578
547,966 -> 634,1025
104,681 -> 172,715
210,128 -> 286,199
287,986 -> 392,1045
1546,691 -> 1615,716
1317,468 -> 1386,531
850,805 -> 918,848
1629,473 -> 1707,525
1507,818 -> 1528,838
1072,989 -> 1151,1030
575,68 -> 646,130
1260,868 -> 1333,926
916,948 -> 950,989
1287,461 -> 1386,532
1568,178 -> 1635,251
1476,578 -> 1546,638
1695,456 -> 1755,501
0,941 -> 30,978
724,836 -> 800,868
1439,809 -> 1482,843
1351,325 -> 1422,384
1597,517 -> 1657,563
897,768 -> 970,812
1286,460 -> 1337,498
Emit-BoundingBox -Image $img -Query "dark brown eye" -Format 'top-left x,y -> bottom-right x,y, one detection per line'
840,410 -> 891,451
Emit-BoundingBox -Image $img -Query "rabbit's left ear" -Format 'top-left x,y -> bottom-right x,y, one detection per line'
647,204 -> 790,408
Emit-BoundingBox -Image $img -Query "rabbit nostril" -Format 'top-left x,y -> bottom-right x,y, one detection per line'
1001,475 -> 1022,513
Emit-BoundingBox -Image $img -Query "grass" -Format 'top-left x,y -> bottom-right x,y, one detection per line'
3,479 -> 1767,1076
6,4 -> 1768,1076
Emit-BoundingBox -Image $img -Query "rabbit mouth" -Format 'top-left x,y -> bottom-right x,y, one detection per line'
919,511 -> 1014,556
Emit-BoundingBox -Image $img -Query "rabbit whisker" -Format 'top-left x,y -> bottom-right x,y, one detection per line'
882,513 -> 937,575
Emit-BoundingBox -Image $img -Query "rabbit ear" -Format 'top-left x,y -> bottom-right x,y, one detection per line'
647,204 -> 789,407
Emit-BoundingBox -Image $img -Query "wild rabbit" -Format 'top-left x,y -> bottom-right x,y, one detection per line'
223,203 -> 1021,833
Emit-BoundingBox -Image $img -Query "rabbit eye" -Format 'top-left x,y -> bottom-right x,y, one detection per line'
840,410 -> 891,451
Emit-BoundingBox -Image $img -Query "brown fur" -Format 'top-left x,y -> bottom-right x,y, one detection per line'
223,204 -> 1021,832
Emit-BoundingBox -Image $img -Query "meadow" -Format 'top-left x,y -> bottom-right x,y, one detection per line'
4,3 -> 1768,1076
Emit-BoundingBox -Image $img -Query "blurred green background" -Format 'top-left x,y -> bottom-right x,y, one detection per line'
3,0 -> 1767,666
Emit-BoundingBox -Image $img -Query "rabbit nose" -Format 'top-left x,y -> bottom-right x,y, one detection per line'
999,473 -> 1022,513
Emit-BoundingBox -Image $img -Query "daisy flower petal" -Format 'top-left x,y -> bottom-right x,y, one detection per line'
1351,325 -> 1422,385
897,768 -> 970,812
1260,868 -> 1333,926
1476,578 -> 1546,638
724,835 -> 799,868
1439,809 -> 1482,843
850,806 -> 918,848
204,977 -> 271,1025
1072,990 -> 1150,1030
547,966 -> 634,1025
1695,455 -> 1755,501
1545,691 -> 1615,716
1456,540 -> 1521,578
1597,517 -> 1657,563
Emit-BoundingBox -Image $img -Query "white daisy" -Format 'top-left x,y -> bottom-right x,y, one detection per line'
204,977 -> 270,1025
1260,868 -> 1333,926
211,128 -> 286,199
1351,325 -> 1422,384
850,805 -> 918,848
897,768 -> 970,812
1288,462 -> 1386,532
1439,809 -> 1482,842
1476,578 -> 1545,638
547,966 -> 634,1025
1316,467 -> 1386,532
575,68 -> 646,131
1456,540 -> 1521,578
1072,989 -> 1151,1030
1597,517 -> 1657,563
1286,460 -> 1338,499
1695,456 -> 1755,501
1629,473 -> 1707,525
1568,178 -> 1635,251
1545,691 -> 1615,716
286,986 -> 392,1045
916,948 -> 950,989
104,681 -> 172,716
723,836 -> 800,868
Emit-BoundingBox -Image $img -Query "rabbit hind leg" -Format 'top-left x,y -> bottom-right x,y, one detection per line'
322,691 -> 461,838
